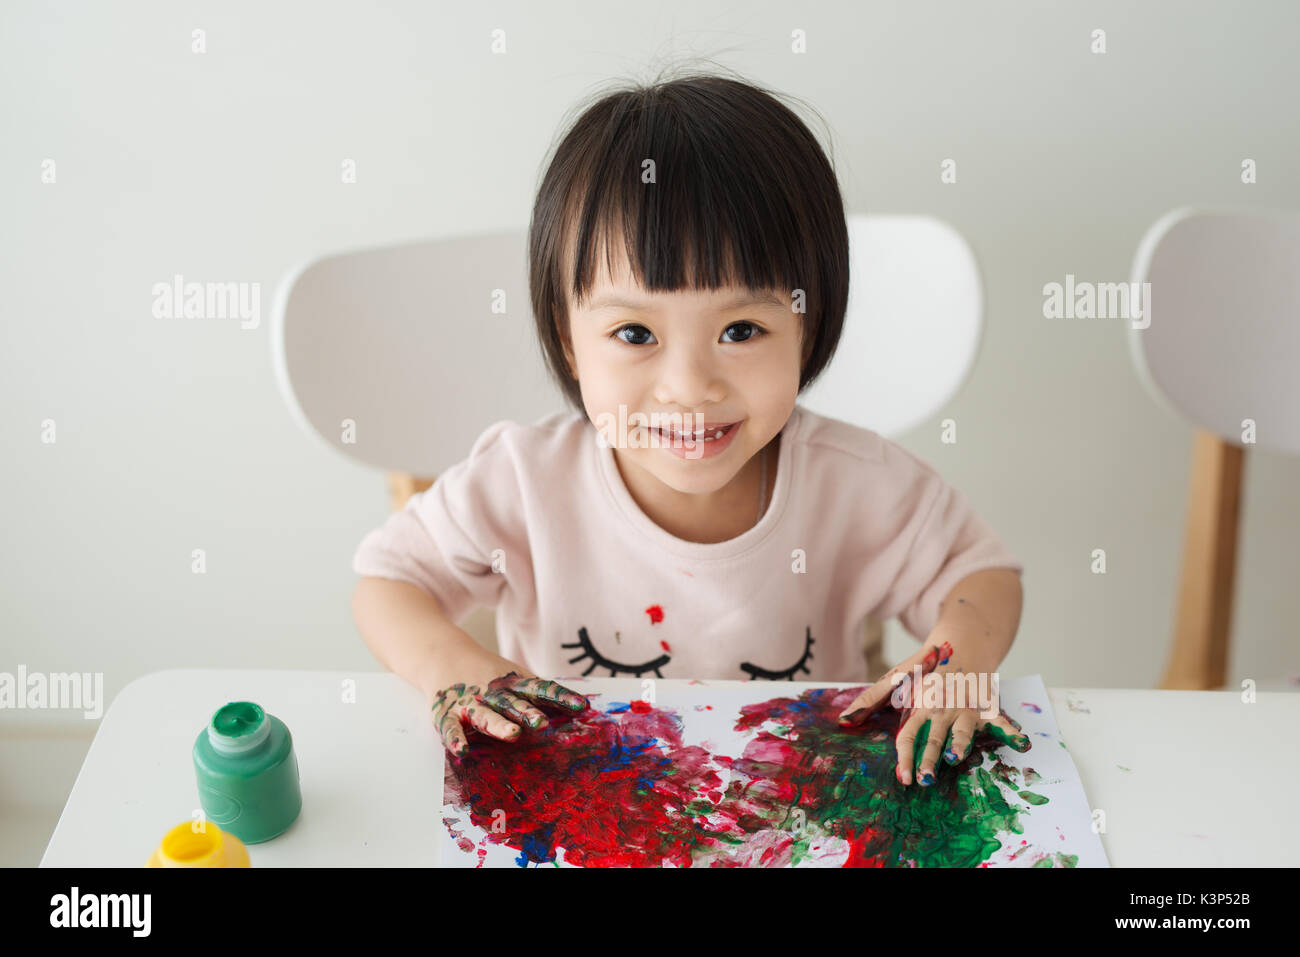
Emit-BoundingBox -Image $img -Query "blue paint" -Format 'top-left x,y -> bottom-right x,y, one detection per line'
514,823 -> 557,867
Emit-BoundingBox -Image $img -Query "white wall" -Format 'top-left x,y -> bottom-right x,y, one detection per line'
4,0 -> 1299,861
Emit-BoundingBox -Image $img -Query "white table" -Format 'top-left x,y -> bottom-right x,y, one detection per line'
42,669 -> 444,867
41,669 -> 1298,866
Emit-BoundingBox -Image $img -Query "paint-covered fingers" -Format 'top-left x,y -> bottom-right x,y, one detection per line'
503,674 -> 589,712
430,682 -> 524,755
479,688 -> 549,729
462,693 -> 525,742
894,713 -> 933,786
836,670 -> 901,726
432,689 -> 472,757
836,686 -> 882,726
839,641 -> 954,728
916,712 -> 956,787
980,710 -> 1031,752
439,715 -> 470,758
944,710 -> 979,765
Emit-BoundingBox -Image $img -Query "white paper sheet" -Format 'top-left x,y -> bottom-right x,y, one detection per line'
440,674 -> 1109,868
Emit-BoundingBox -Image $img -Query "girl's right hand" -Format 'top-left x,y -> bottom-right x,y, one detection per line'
431,668 -> 588,757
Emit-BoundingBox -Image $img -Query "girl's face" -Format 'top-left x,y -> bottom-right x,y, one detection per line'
562,244 -> 802,532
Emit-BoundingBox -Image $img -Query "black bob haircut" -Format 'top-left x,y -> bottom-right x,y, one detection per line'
528,66 -> 850,412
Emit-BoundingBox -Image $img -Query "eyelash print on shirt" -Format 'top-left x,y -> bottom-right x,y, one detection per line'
562,627 -> 671,678
739,627 -> 815,680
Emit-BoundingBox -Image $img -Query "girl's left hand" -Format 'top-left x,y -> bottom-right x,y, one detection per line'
836,640 -> 1031,786
892,702 -> 1031,787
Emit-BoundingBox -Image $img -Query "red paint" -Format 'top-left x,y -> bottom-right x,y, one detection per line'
443,703 -> 734,867
444,683 -> 1026,868
660,640 -> 671,652
842,827 -> 890,867
921,640 -> 954,673
646,605 -> 664,624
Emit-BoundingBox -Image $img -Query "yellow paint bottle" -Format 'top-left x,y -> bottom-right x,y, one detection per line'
146,820 -> 251,867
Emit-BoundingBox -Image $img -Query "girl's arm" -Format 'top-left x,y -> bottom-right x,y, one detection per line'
927,567 -> 1024,674
351,576 -> 524,702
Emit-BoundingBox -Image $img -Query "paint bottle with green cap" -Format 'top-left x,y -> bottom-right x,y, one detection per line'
193,701 -> 301,844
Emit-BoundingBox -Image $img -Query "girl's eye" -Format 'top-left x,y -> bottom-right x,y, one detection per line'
612,324 -> 656,346
610,322 -> 766,346
722,321 -> 764,343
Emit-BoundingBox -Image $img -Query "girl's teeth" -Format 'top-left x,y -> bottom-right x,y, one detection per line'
661,427 -> 728,441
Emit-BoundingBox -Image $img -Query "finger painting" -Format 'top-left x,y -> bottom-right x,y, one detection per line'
440,675 -> 1108,867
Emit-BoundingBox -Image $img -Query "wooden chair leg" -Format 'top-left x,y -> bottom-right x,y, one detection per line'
387,472 -> 435,512
1159,430 -> 1245,690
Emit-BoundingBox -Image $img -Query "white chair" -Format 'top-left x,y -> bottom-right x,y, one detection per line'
1130,207 -> 1300,689
799,214 -> 984,437
271,231 -> 569,499
272,215 -> 986,672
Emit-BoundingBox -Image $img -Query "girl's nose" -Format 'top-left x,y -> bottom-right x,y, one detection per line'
653,353 -> 721,409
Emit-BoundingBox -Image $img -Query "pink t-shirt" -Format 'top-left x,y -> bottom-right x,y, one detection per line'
352,404 -> 1023,683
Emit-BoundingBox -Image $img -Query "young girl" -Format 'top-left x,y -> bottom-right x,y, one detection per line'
351,70 -> 1028,787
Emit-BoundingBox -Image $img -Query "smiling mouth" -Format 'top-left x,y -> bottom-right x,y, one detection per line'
653,422 -> 738,443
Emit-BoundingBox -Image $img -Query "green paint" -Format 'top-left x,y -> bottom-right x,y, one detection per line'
1029,849 -> 1078,867
1117,764 -> 1131,772
1019,790 -> 1048,805
194,701 -> 301,845
984,724 -> 1030,750
737,708 -> 1030,867
682,798 -> 715,818
212,701 -> 263,738
912,718 -> 932,773
987,754 -> 1020,791
1021,767 -> 1042,786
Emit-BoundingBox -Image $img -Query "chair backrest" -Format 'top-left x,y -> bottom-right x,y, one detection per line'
1130,207 -> 1300,456
272,231 -> 568,477
271,215 -> 986,474
798,214 -> 985,436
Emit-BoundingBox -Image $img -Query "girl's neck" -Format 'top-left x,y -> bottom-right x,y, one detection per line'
613,434 -> 779,545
